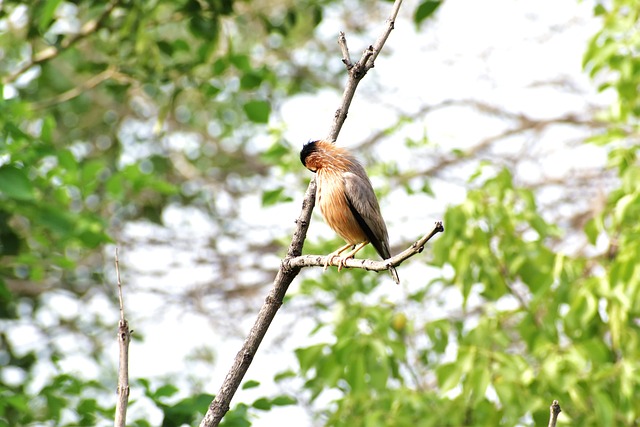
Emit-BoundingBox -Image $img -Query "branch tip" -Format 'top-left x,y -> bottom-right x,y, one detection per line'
548,400 -> 561,427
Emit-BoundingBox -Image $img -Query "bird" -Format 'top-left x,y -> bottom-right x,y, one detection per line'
300,139 -> 400,284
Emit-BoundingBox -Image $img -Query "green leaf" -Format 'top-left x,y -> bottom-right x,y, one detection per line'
33,206 -> 74,235
414,1 -> 442,25
295,344 -> 327,373
240,72 -> 263,90
251,397 -> 271,410
593,390 -> 615,426
261,187 -> 292,206
37,0 -> 63,31
212,58 -> 228,75
436,362 -> 463,393
273,370 -> 296,382
220,403 -> 251,427
243,100 -> 271,123
157,41 -> 174,56
467,364 -> 491,404
230,54 -> 251,72
593,4 -> 607,15
271,395 -> 297,406
261,140 -> 291,165
40,115 -> 56,144
614,193 -> 634,224
56,149 -> 78,172
152,384 -> 179,399
0,166 -> 35,200
584,218 -> 599,245
241,380 -> 260,390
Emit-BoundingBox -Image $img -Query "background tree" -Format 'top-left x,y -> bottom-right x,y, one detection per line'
1,0 -> 638,426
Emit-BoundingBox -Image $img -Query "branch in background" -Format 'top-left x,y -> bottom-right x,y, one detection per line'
287,221 -> 444,273
3,0 -> 120,85
32,66 -> 119,110
198,1 -> 406,426
114,248 -> 131,427
548,400 -> 561,427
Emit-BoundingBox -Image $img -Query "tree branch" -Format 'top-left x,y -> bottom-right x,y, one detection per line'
32,66 -> 118,110
287,221 -> 444,273
198,1 -> 407,426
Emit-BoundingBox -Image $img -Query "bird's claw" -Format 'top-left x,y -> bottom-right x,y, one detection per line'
323,254 -> 351,272
323,256 -> 332,272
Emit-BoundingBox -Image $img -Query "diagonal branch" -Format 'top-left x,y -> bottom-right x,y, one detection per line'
32,66 -> 119,109
198,1 -> 407,426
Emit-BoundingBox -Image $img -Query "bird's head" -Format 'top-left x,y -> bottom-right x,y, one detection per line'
300,139 -> 353,173
300,140 -> 320,172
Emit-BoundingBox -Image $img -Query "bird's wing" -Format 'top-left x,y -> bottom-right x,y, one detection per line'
342,171 -> 391,260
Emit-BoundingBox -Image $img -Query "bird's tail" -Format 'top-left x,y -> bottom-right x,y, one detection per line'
389,265 -> 400,284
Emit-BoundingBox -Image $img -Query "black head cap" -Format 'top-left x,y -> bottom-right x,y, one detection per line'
300,140 -> 319,168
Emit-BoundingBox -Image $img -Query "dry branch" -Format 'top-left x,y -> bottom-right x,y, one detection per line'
114,248 -> 131,427
548,400 -> 561,427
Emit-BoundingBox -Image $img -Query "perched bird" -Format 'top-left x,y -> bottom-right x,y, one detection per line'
300,139 -> 400,284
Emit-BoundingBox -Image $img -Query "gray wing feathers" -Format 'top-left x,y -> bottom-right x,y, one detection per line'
342,170 -> 391,259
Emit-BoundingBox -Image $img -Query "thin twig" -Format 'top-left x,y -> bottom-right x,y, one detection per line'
32,66 -> 117,109
548,400 -> 561,427
114,248 -> 131,427
338,31 -> 353,69
198,1 -> 405,426
326,0 -> 404,142
3,0 -> 120,85
366,0 -> 403,68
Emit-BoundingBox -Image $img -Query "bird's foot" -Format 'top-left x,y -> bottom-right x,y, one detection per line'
335,255 -> 353,271
323,255 -> 334,272
324,254 -> 352,271
323,243 -> 354,271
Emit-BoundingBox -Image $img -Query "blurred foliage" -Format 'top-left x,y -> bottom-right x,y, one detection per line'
2,0 -> 639,426
285,1 -> 640,426
292,158 -> 640,425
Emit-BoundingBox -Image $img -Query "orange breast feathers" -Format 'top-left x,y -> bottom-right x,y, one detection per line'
316,169 -> 368,245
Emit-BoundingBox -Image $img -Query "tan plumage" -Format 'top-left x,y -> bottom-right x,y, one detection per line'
300,139 -> 400,284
